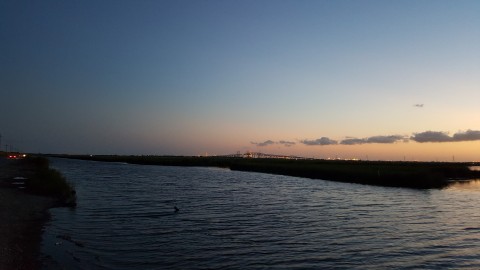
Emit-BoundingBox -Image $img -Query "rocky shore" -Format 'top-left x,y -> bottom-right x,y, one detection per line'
0,157 -> 72,270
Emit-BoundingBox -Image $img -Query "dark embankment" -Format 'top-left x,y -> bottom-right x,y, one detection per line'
0,155 -> 76,270
23,156 -> 77,207
52,154 -> 480,189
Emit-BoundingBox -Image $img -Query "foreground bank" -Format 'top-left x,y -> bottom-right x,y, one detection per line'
55,155 -> 480,189
0,156 -> 76,270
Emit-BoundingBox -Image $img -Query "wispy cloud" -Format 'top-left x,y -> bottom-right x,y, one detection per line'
251,140 -> 275,147
411,130 -> 480,143
301,137 -> 338,146
367,135 -> 407,144
256,130 -> 480,147
278,140 -> 296,147
340,138 -> 366,145
340,135 -> 406,145
251,140 -> 296,147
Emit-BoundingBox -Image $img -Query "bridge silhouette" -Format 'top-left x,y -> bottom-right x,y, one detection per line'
221,151 -> 310,160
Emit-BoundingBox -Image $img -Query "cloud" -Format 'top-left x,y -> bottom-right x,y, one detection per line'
411,130 -> 480,143
410,131 -> 452,143
278,140 -> 296,147
251,140 -> 275,147
452,130 -> 480,141
253,129 -> 480,147
366,135 -> 406,144
340,135 -> 406,145
340,138 -> 366,145
303,135 -> 407,146
301,137 -> 338,146
414,104 -> 424,108
251,140 -> 296,147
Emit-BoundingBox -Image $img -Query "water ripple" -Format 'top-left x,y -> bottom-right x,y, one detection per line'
42,158 -> 480,270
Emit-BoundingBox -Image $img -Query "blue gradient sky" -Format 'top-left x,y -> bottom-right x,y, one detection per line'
1,0 -> 479,160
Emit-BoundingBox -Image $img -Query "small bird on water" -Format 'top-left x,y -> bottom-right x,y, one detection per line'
174,206 -> 179,213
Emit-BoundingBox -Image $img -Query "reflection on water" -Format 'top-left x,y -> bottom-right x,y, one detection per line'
447,179 -> 480,191
469,166 -> 480,171
42,158 -> 480,270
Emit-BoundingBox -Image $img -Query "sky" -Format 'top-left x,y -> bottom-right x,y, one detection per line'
1,0 -> 479,161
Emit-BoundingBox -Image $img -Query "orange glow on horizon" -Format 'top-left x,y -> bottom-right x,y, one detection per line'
226,140 -> 480,162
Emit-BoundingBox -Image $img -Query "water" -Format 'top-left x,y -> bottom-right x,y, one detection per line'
42,158 -> 480,269
469,166 -> 480,171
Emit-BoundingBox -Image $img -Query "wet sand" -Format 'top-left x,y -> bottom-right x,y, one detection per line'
0,158 -> 56,270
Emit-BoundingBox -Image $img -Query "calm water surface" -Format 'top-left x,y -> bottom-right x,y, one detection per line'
42,158 -> 480,269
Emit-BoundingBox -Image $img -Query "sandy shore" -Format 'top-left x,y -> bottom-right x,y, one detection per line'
0,157 -> 56,270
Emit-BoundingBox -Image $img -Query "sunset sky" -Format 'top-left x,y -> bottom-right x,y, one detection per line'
1,0 -> 479,161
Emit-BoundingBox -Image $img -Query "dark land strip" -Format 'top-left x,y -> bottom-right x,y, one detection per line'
53,155 -> 480,189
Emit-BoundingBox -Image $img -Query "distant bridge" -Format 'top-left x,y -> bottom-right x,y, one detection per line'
221,152 -> 310,160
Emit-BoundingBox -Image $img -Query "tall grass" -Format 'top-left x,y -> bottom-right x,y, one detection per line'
55,154 -> 480,189
25,157 -> 76,206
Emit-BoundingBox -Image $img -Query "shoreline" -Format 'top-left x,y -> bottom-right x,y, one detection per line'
0,157 -> 75,270
0,189 -> 55,269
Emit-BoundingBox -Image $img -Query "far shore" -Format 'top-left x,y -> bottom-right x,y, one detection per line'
51,154 -> 480,189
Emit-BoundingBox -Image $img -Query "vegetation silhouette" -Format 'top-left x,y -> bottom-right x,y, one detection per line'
24,156 -> 77,206
52,155 -> 480,189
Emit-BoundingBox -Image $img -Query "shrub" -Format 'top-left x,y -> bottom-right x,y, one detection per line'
25,157 -> 76,206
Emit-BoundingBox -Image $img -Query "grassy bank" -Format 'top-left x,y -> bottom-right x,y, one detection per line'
0,156 -> 76,270
23,156 -> 76,206
228,159 -> 470,189
53,155 -> 480,189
